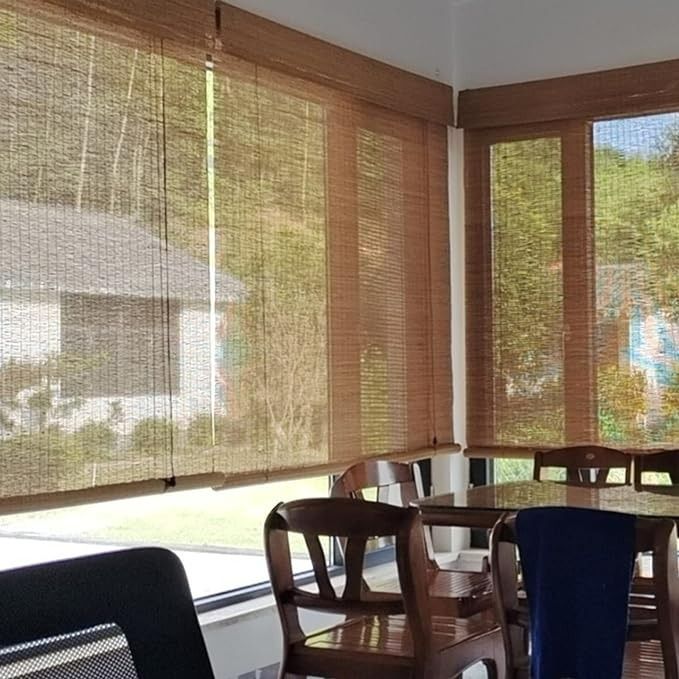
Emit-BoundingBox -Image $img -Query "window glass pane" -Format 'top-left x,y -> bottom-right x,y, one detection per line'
490,138 -> 564,445
494,458 -> 533,484
595,113 -> 679,445
0,477 -> 328,598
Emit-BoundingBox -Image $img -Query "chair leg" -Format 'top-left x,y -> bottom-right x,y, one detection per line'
483,659 -> 497,679
278,659 -> 305,679
486,656 -> 507,679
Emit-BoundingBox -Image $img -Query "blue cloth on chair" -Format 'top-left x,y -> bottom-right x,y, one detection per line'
516,506 -> 636,679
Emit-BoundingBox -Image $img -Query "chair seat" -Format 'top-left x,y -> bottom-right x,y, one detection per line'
428,569 -> 494,617
289,611 -> 500,677
367,569 -> 493,618
510,640 -> 665,679
437,552 -> 490,573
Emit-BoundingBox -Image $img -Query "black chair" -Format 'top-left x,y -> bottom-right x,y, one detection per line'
0,547 -> 215,678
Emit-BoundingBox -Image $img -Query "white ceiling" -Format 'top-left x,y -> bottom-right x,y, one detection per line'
451,0 -> 679,89
226,0 -> 455,84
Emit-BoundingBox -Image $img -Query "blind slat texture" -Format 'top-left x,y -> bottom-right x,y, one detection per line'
216,2 -> 454,126
42,0 -> 214,47
0,1 -> 453,507
467,113 -> 679,453
211,55 -> 453,476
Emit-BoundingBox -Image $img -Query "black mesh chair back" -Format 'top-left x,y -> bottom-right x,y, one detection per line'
0,547 -> 215,679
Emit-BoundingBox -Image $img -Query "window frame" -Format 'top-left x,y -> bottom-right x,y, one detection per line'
466,121 -> 598,454
466,110 -> 679,454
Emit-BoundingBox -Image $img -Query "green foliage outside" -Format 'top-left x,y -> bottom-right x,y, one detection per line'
213,71 -> 329,466
131,418 -> 179,457
491,138 -> 565,444
494,458 -> 534,484
597,366 -> 647,443
491,115 -> 679,449
70,422 -> 117,456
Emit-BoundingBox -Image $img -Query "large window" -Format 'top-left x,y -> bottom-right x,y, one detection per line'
0,0 -> 453,514
594,114 -> 679,445
468,113 -> 679,454
0,477 -> 329,601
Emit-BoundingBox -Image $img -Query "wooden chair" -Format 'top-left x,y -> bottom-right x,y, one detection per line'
265,497 -> 505,679
490,512 -> 679,679
634,450 -> 679,491
331,460 -> 493,618
631,451 -> 679,615
533,444 -> 632,486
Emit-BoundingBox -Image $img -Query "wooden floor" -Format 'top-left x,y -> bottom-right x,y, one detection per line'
232,662 -> 489,678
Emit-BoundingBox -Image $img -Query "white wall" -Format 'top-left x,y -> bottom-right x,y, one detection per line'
0,291 -> 60,363
225,0 -> 454,83
0,292 -> 215,438
452,0 -> 679,89
203,606 -> 343,678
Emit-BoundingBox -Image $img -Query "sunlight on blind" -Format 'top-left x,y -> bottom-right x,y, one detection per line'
488,138 -> 564,447
212,57 -> 448,476
358,129 -> 408,456
595,113 -> 679,447
0,0 -> 452,506
0,3 -> 218,498
212,57 -> 330,475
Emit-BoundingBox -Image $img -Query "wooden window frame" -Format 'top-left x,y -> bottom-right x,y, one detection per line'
462,59 -> 679,457
458,57 -> 679,130
465,122 -> 596,457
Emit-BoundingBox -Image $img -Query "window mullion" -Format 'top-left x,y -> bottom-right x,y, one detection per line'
561,121 -> 597,442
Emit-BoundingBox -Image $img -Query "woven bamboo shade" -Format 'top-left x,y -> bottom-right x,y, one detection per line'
466,113 -> 679,456
0,0 -> 453,510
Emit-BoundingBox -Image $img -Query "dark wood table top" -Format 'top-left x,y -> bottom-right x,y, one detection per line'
414,480 -> 679,529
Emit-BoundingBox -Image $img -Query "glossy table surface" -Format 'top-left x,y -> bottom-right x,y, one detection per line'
414,480 -> 679,528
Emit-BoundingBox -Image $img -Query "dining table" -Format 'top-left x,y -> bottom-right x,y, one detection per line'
413,479 -> 679,529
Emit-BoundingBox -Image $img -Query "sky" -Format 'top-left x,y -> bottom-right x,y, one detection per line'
594,112 -> 679,156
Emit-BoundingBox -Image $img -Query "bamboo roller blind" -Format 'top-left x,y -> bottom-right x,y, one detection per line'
467,113 -> 679,457
0,0 -> 453,509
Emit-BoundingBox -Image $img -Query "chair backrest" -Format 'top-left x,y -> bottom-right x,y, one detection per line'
634,450 -> 679,490
331,460 -> 423,506
265,498 -> 433,662
491,511 -> 679,679
331,460 -> 437,561
533,445 -> 632,486
0,547 -> 215,679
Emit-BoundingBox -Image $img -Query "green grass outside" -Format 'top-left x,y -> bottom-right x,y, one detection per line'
0,477 -> 329,553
